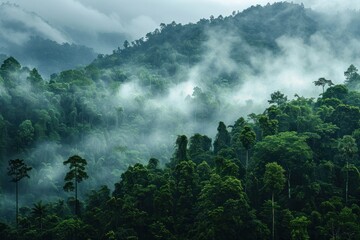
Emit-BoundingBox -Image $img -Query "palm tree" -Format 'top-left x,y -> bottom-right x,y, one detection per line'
31,201 -> 47,233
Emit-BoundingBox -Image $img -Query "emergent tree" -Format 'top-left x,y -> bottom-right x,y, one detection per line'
7,159 -> 32,227
63,155 -> 89,216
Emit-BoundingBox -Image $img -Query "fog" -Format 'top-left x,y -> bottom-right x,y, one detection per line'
0,3 -> 69,46
4,0 -> 360,53
1,0 -> 360,222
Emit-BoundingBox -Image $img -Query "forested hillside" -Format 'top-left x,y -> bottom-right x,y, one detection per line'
0,3 -> 97,77
1,2 -> 360,239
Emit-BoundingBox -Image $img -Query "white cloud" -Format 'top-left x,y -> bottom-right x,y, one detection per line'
5,0 -> 360,53
126,15 -> 158,40
0,3 -> 70,44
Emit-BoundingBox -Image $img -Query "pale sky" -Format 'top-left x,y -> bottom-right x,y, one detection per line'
3,0 -> 360,52
8,0 -> 360,37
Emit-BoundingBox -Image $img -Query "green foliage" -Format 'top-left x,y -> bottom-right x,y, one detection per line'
0,56 -> 21,82
63,155 -> 89,192
322,85 -> 349,101
16,120 -> 35,150
7,159 -> 32,183
268,91 -> 288,106
264,162 -> 286,195
331,104 -> 360,136
239,126 -> 256,150
259,115 -> 278,137
63,155 -> 89,216
344,64 -> 360,90
314,77 -> 334,94
290,216 -> 310,240
188,133 -> 212,165
3,3 -> 360,239
213,122 -> 231,154
7,158 -> 32,227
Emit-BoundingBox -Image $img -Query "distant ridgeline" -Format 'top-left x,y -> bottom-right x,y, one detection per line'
1,2 -> 360,239
0,2 -> 97,77
0,37 -> 97,78
93,2 -> 318,78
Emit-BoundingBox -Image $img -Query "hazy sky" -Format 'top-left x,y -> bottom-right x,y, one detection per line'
8,0 -> 360,42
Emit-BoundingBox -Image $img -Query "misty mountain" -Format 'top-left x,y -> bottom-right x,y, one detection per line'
0,3 -> 97,76
93,3 -> 317,69
2,2 -> 360,237
92,2 -> 360,88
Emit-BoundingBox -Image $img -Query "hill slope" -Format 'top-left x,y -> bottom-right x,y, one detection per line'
1,2 -> 360,228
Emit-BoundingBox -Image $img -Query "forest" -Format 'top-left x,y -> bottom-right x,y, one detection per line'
1,2 -> 360,239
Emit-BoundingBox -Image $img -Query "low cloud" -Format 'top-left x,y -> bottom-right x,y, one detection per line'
4,0 -> 360,53
0,3 -> 70,45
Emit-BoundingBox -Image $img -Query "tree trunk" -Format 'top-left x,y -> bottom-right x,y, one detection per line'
272,192 -> 275,240
16,181 -> 18,228
287,171 -> 291,199
75,166 -> 78,216
346,161 -> 349,205
245,149 -> 249,192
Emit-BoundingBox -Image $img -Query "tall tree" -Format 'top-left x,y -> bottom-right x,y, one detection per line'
314,77 -> 334,94
239,125 -> 256,191
337,135 -> 358,204
168,135 -> 189,168
7,159 -> 32,227
189,133 -> 212,165
253,132 -> 313,200
63,155 -> 89,216
264,162 -> 285,240
213,122 -> 230,154
173,160 -> 197,237
175,135 -> 188,162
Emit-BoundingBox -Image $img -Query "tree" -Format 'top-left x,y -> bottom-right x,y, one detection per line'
268,91 -> 288,106
344,64 -> 360,89
193,174 -> 268,240
168,135 -> 189,168
314,77 -> 334,94
7,159 -> 32,227
188,133 -> 212,165
264,162 -> 285,240
259,115 -> 278,138
213,122 -> 231,154
331,104 -> 360,136
63,155 -> 89,216
322,84 -> 348,101
338,135 -> 358,204
0,56 -> 21,83
253,132 -> 313,200
17,120 -> 35,149
290,216 -> 310,240
27,68 -> 44,86
173,160 -> 197,236
31,201 -> 47,234
123,40 -> 130,49
239,125 -> 256,191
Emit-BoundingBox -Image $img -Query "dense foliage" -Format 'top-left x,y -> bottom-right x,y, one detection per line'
1,2 -> 360,239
